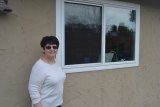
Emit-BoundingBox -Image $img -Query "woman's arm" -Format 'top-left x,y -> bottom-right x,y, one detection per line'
28,66 -> 45,107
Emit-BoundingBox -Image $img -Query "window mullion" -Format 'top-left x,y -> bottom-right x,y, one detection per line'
101,5 -> 106,64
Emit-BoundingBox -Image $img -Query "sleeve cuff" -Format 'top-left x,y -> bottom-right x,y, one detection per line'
31,97 -> 41,104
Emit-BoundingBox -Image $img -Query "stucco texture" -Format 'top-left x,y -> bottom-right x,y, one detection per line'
0,0 -> 160,107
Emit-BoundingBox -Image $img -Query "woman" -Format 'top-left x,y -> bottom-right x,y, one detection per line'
28,36 -> 66,107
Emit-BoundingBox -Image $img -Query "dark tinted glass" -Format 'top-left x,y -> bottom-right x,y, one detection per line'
65,3 -> 102,65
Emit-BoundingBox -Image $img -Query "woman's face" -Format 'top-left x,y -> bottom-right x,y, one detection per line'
43,44 -> 58,58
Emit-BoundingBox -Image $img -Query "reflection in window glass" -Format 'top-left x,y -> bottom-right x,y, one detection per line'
105,7 -> 136,62
65,3 -> 102,65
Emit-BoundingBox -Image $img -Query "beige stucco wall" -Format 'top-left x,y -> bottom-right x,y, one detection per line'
0,0 -> 160,107
0,0 -> 55,106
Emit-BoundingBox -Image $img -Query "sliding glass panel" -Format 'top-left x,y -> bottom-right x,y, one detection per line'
65,2 -> 102,65
105,7 -> 136,62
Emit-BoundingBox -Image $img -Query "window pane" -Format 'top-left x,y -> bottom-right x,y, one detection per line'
65,3 -> 102,65
105,7 -> 136,62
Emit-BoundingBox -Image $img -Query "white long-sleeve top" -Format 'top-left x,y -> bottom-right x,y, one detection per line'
28,59 -> 66,107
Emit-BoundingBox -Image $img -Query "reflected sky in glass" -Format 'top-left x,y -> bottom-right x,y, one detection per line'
65,3 -> 101,25
105,7 -> 136,32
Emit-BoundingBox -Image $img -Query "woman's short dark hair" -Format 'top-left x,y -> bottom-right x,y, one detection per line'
40,36 -> 59,49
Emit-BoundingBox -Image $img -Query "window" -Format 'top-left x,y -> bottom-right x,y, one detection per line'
56,0 -> 140,73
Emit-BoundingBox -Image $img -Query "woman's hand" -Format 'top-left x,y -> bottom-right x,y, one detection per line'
34,102 -> 43,107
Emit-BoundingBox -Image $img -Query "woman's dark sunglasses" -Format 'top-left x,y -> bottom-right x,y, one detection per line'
45,45 -> 58,50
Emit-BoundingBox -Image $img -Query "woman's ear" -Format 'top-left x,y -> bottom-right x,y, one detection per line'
42,47 -> 45,54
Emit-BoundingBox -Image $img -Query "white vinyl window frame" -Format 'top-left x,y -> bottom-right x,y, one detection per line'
56,0 -> 140,73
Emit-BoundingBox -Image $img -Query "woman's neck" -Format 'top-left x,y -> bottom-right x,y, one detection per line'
42,55 -> 55,64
